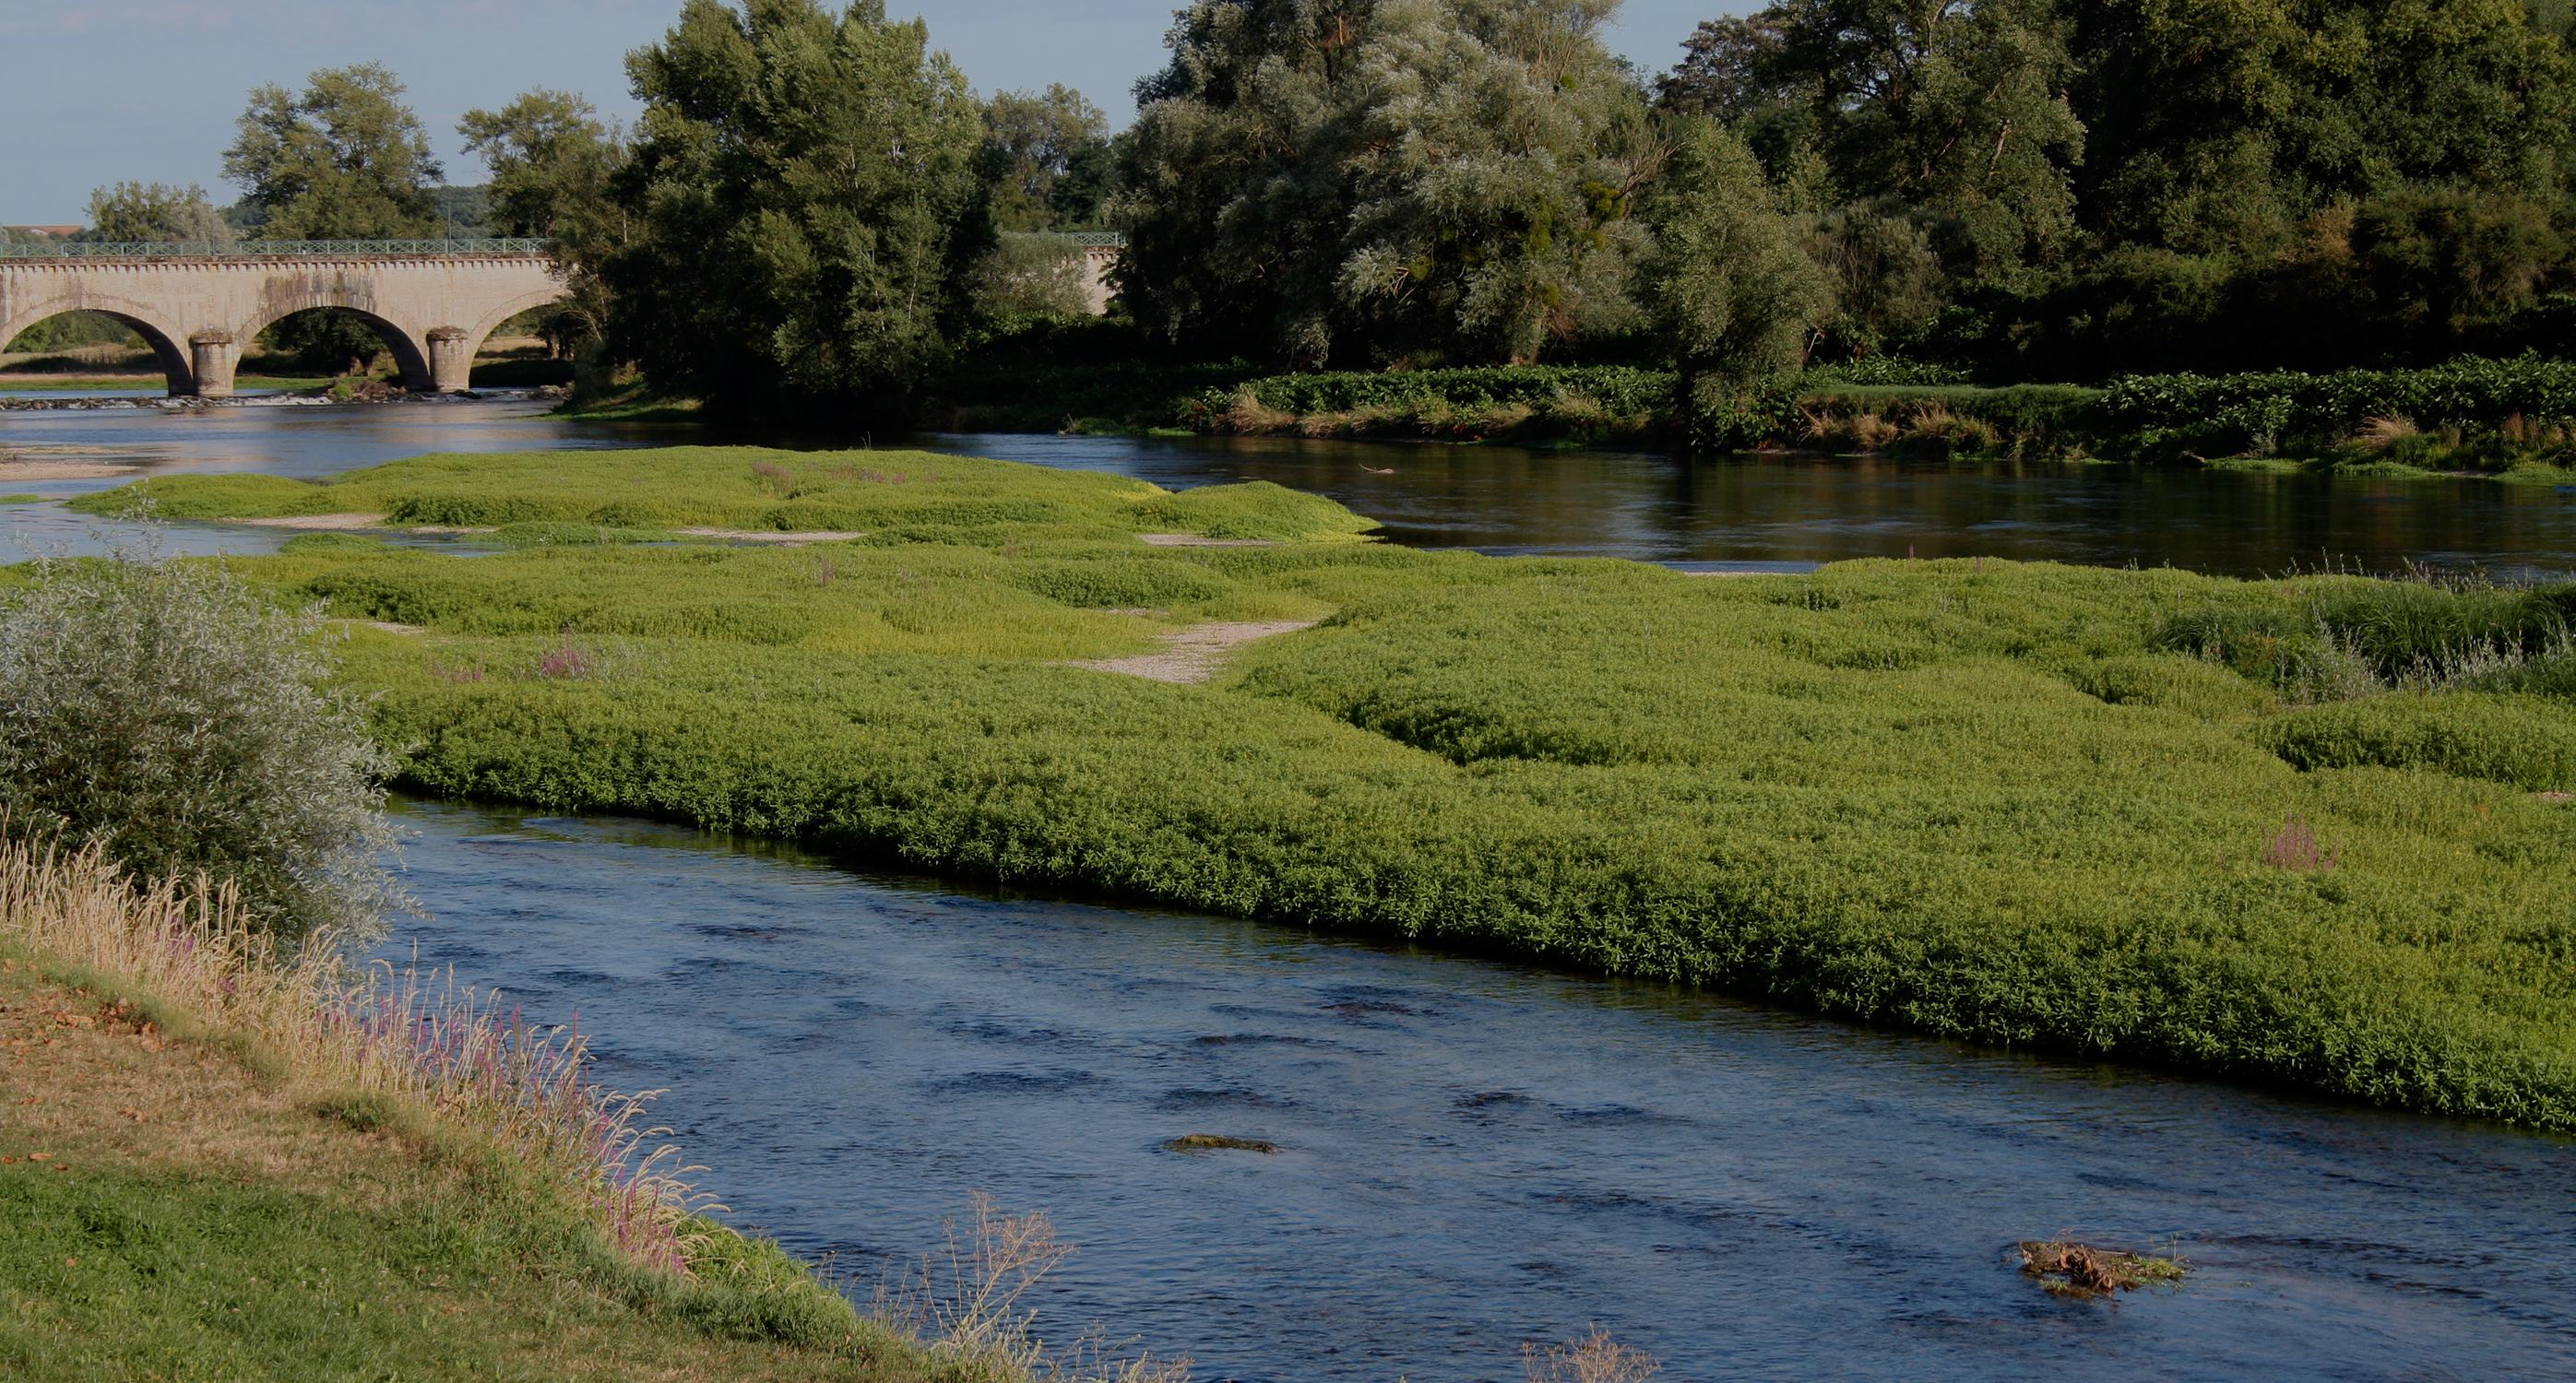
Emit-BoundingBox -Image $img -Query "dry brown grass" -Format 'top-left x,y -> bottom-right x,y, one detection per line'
1522,1328 -> 1660,1382
2016,1239 -> 2188,1300
0,836 -> 711,1271
2356,414 -> 2421,451
876,1193 -> 1193,1383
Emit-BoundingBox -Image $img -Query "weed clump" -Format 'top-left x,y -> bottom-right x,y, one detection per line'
1162,1133 -> 1279,1153
2016,1240 -> 2187,1300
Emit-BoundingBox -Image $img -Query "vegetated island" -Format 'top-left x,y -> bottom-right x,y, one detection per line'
57,447 -> 2576,1131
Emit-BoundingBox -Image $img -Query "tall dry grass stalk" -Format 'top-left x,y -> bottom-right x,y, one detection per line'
877,1192 -> 1192,1383
1523,1329 -> 1661,1383
0,834 -> 714,1274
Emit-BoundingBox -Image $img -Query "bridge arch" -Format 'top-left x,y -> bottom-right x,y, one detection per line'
234,304 -> 436,393
459,286 -> 576,387
0,301 -> 196,396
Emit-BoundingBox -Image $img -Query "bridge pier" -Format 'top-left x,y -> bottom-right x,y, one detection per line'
426,326 -> 474,394
188,331 -> 238,398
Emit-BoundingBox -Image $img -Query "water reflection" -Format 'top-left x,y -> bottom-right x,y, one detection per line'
3,396 -> 2572,579
382,799 -> 2576,1382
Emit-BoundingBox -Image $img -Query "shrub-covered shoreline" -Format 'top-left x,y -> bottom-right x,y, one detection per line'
896,349 -> 2576,481
54,447 -> 2576,1131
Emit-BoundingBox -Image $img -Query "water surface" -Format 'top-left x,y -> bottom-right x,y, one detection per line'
6,396 -> 2573,577
384,799 -> 2576,1382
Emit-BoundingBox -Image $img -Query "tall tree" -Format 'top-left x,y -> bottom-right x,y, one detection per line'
459,90 -> 623,242
1117,0 -> 1654,366
607,0 -> 989,413
82,183 -> 235,243
461,90 -> 630,358
222,65 -> 443,239
1335,0 -> 1657,363
979,85 -> 1114,230
1116,0 -> 1379,366
1666,1 -> 2085,290
1643,117 -> 1829,443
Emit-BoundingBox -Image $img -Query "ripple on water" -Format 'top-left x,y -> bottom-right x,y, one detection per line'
369,785 -> 2576,1382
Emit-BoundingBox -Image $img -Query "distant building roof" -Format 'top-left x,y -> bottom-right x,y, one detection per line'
4,226 -> 85,239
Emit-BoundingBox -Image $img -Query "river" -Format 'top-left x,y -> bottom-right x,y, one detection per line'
386,798 -> 2575,1381
4,392 -> 2575,577
6,395 -> 2574,1378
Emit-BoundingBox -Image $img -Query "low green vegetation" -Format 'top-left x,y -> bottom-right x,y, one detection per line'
76,447 -> 2576,1131
71,447 -> 1374,545
0,374 -> 329,394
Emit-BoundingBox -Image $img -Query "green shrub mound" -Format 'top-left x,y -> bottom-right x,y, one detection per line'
70,448 -> 1380,546
2103,355 -> 2576,464
2264,695 -> 2576,791
102,448 -> 2576,1129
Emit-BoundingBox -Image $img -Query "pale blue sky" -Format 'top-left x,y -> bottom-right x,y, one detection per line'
1,1 -> 1727,224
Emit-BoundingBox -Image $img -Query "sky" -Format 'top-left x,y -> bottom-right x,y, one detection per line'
0,0 -> 1727,225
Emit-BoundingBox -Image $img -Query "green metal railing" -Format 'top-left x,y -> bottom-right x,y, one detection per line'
0,238 -> 549,261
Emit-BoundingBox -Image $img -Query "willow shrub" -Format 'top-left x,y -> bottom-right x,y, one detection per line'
89,450 -> 2576,1128
0,553 -> 402,946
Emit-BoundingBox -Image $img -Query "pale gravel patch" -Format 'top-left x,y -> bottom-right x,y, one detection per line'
1063,618 -> 1323,685
0,459 -> 132,482
360,621 -> 426,635
676,526 -> 863,544
1138,533 -> 1277,548
233,513 -> 386,530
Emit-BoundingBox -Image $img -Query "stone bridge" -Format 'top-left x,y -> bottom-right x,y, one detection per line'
0,240 -> 568,396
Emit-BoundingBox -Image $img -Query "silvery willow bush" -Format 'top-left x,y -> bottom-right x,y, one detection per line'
0,553 -> 402,946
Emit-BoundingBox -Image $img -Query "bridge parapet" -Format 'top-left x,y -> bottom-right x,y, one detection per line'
0,238 -> 551,262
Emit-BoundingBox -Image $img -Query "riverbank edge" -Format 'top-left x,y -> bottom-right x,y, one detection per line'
559,370 -> 2576,484
0,842 -> 966,1381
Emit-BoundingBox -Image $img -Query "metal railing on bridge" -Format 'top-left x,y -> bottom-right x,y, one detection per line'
0,238 -> 550,261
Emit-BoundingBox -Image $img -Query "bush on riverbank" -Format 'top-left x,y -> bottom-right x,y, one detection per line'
95,449 -> 2576,1130
0,553 -> 401,945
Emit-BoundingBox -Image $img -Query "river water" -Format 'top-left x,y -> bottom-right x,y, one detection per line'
6,396 -> 2575,1377
4,393 -> 2574,577
386,799 -> 2575,1381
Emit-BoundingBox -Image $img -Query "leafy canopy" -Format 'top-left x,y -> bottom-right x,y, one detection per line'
606,0 -> 989,414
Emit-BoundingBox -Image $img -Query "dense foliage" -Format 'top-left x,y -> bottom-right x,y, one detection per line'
1113,0 -> 1657,367
222,64 -> 445,239
78,451 -> 2576,1129
603,0 -> 990,416
0,555 -> 400,946
79,183 -> 233,244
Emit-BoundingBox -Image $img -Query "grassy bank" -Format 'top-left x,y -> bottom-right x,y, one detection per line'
65,448 -> 2576,1130
0,840 -> 967,1380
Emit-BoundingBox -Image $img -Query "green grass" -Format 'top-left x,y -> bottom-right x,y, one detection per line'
0,959 -> 945,1382
0,494 -> 45,505
72,447 -> 2576,1129
70,447 -> 1377,544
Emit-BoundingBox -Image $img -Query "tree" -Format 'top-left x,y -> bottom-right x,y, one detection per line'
222,64 -> 444,239
1116,0 -> 1655,366
1669,1 -> 2085,290
82,183 -> 234,243
607,0 -> 989,414
460,90 -> 624,242
461,90 -> 629,359
1115,0 -> 1379,366
1642,117 -> 1828,444
979,85 -> 1113,230
1335,0 -> 1657,363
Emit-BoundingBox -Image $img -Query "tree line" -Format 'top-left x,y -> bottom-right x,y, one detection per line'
51,0 -> 2576,417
